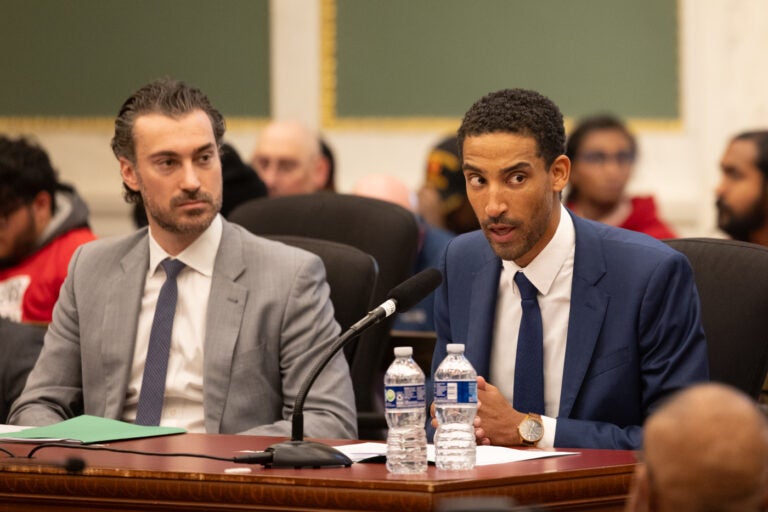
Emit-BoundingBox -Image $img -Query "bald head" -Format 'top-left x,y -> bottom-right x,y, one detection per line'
636,383 -> 768,512
352,174 -> 414,211
251,121 -> 328,197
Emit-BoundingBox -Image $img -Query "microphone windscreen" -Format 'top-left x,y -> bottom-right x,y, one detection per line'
387,268 -> 443,312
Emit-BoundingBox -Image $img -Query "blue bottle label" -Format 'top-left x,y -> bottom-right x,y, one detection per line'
433,380 -> 478,404
384,385 -> 426,409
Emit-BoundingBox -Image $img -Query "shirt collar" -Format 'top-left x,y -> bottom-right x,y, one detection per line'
501,203 -> 575,296
148,214 -> 223,277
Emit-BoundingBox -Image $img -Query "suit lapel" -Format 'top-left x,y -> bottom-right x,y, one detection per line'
559,214 -> 610,417
466,254 -> 502,378
101,235 -> 149,418
203,221 -> 247,433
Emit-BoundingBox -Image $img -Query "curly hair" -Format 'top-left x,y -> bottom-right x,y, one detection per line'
0,135 -> 58,216
457,88 -> 565,167
111,78 -> 226,205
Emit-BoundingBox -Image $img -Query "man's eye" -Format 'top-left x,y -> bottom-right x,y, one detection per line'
467,175 -> 484,187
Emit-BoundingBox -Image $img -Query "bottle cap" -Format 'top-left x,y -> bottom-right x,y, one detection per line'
394,346 -> 413,357
446,343 -> 465,353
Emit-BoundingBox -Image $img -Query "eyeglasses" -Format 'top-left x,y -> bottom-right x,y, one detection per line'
577,151 -> 635,166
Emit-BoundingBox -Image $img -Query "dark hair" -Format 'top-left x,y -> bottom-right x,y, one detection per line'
0,135 -> 58,215
457,88 -> 565,167
565,115 -> 636,203
565,114 -> 636,161
111,78 -> 226,204
320,137 -> 336,192
732,130 -> 768,179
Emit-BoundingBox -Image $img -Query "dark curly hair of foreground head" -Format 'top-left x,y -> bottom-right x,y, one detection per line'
111,78 -> 226,205
457,88 -> 566,168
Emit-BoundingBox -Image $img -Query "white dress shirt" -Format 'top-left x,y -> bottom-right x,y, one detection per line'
122,215 -> 223,432
489,204 -> 575,447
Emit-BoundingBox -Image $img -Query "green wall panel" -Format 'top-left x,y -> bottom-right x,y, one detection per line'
335,0 -> 678,120
0,0 -> 269,118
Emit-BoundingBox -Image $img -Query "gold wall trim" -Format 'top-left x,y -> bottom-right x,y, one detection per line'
0,117 -> 269,133
320,0 -> 337,129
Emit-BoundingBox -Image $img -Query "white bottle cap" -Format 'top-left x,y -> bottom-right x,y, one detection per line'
446,343 -> 465,353
394,346 -> 413,357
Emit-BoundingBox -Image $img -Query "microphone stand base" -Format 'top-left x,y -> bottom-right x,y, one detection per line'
265,440 -> 353,468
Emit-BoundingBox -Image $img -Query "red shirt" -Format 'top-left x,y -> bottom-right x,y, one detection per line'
619,196 -> 677,240
0,227 -> 96,323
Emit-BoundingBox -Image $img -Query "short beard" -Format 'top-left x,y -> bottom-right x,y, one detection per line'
144,189 -> 222,237
0,207 -> 37,269
716,192 -> 768,242
482,197 -> 552,262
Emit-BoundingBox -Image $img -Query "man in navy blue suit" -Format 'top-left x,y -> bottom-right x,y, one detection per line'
430,89 -> 708,450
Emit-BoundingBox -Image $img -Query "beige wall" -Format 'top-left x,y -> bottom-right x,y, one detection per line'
12,0 -> 768,238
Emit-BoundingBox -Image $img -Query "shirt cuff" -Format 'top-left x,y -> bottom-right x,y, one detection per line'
538,415 -> 557,448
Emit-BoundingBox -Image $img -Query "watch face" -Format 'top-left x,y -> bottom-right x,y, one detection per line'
520,418 -> 544,442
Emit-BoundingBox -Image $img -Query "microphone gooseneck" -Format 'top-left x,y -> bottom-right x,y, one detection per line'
263,268 -> 443,468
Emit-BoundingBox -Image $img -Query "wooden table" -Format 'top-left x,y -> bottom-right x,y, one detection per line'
0,433 -> 637,511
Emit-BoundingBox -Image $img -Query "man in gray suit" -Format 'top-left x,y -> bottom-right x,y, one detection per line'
8,79 -> 357,439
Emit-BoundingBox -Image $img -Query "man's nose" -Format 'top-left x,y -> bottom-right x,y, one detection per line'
180,162 -> 202,190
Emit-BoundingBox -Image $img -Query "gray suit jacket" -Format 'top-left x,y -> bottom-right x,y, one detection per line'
8,219 -> 357,439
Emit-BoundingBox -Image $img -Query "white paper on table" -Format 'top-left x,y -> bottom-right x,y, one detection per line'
0,425 -> 28,434
337,442 -> 577,466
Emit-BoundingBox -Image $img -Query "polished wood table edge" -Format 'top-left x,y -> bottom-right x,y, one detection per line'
0,434 -> 638,511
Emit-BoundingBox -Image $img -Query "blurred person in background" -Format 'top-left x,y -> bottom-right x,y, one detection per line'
250,120 -> 333,197
418,134 -> 479,235
565,115 -> 676,239
715,130 -> 768,246
0,135 -> 96,323
353,173 -> 452,332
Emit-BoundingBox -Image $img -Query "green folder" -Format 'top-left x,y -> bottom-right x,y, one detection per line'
2,415 -> 186,444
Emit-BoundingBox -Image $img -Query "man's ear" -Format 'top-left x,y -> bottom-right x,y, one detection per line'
550,155 -> 571,194
31,190 -> 52,215
30,191 -> 53,234
119,157 -> 141,193
313,155 -> 331,190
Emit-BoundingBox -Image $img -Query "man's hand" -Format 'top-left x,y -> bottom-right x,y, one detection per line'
475,376 -> 526,446
431,376 -> 527,447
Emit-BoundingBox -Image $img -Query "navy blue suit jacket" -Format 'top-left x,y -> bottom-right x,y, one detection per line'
431,211 -> 709,449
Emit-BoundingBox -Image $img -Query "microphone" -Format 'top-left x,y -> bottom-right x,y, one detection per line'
249,268 -> 443,468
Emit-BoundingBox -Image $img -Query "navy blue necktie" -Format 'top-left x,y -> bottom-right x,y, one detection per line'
135,258 -> 186,426
512,271 -> 545,415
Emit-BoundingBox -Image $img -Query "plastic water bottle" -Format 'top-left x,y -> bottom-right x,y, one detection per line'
384,346 -> 428,474
433,343 -> 477,470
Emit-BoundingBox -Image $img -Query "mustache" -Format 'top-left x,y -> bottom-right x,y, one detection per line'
715,198 -> 731,214
171,191 -> 213,207
482,216 -> 521,229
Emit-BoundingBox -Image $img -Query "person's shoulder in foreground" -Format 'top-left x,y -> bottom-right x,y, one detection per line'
625,382 -> 768,512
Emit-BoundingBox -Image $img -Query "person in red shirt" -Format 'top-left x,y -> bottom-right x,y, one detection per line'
0,136 -> 96,323
565,115 -> 676,239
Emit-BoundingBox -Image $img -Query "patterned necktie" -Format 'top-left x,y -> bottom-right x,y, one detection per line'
512,271 -> 545,415
135,258 -> 186,426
